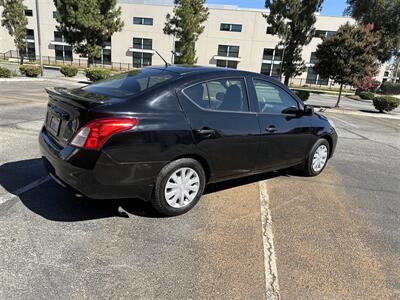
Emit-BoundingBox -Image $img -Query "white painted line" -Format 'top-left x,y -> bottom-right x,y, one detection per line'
0,78 -> 46,82
0,176 -> 50,205
328,115 -> 359,128
259,180 -> 280,300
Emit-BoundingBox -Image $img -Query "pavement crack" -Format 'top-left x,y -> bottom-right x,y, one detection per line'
259,181 -> 280,300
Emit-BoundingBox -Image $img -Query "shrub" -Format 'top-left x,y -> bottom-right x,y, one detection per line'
19,65 -> 41,77
373,96 -> 400,112
60,65 -> 78,77
84,67 -> 111,82
380,82 -> 400,95
0,66 -> 12,78
292,89 -> 310,101
358,91 -> 375,100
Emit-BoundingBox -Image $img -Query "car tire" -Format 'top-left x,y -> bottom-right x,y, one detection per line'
301,138 -> 330,177
151,158 -> 206,216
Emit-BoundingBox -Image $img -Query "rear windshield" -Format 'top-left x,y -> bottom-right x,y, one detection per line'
82,68 -> 177,98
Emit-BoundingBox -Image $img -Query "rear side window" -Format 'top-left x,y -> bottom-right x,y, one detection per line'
183,83 -> 209,109
184,78 -> 249,112
83,69 -> 176,98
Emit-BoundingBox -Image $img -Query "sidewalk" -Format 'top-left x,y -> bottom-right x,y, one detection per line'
0,62 -> 90,84
307,93 -> 400,120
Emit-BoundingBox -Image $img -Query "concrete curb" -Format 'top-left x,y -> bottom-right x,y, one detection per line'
317,107 -> 400,120
0,77 -> 46,82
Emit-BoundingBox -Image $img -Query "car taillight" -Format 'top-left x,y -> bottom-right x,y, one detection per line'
70,118 -> 138,150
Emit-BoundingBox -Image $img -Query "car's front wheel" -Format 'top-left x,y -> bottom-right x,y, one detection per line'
151,158 -> 206,216
302,138 -> 330,176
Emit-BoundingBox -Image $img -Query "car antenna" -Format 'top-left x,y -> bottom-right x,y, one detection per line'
154,49 -> 170,68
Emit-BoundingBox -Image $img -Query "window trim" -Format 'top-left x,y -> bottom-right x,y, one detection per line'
182,76 -> 255,114
251,78 -> 303,115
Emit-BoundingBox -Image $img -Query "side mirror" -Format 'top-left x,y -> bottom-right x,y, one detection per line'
304,105 -> 314,116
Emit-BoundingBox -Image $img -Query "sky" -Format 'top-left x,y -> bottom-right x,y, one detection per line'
206,0 -> 348,17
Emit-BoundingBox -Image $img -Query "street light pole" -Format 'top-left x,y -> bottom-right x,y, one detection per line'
278,23 -> 290,84
35,0 -> 43,76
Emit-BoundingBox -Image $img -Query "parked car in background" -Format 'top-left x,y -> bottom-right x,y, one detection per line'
39,66 -> 337,216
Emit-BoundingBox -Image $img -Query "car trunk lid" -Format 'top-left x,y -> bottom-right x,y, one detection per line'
44,87 -> 111,148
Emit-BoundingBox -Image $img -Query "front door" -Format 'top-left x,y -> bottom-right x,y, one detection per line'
178,77 -> 260,179
251,78 -> 312,171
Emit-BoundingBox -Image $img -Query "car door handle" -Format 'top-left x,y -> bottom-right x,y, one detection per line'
198,128 -> 216,136
265,126 -> 277,133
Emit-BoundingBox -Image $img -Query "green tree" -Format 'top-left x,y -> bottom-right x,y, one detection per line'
0,0 -> 28,65
314,23 -> 380,107
164,0 -> 209,65
53,0 -> 124,67
345,0 -> 400,62
265,0 -> 323,86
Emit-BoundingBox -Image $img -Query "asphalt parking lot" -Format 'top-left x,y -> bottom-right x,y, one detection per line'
0,79 -> 399,299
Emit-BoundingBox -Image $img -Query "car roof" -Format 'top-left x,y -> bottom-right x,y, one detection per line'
148,65 -> 259,77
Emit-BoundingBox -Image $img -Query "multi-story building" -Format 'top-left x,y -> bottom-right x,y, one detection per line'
0,0 -> 387,83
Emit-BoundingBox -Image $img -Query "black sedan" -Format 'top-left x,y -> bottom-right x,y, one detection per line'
39,66 -> 337,216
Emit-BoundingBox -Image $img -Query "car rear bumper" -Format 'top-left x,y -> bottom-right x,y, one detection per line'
39,127 -> 164,200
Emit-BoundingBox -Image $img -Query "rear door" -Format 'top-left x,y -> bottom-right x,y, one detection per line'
250,78 -> 312,171
178,77 -> 260,179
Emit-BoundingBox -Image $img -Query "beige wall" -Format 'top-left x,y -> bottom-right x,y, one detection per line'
0,0 -> 386,82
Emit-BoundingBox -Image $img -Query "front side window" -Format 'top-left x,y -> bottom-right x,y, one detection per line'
253,79 -> 299,114
184,78 -> 248,112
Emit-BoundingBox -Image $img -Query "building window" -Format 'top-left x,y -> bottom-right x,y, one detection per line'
266,26 -> 274,35
261,48 -> 283,78
54,32 -> 72,61
310,52 -> 318,64
55,45 -> 72,61
133,38 -> 152,50
54,31 -> 64,42
314,30 -> 336,39
262,48 -> 283,61
26,29 -> 34,41
94,37 -> 112,65
218,45 -> 239,58
133,52 -> 152,68
133,17 -> 153,25
21,29 -> 35,58
24,9 -> 33,17
216,45 -> 239,69
263,48 -> 274,60
216,60 -> 238,69
220,23 -> 242,32
132,37 -> 152,68
306,67 -> 328,85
